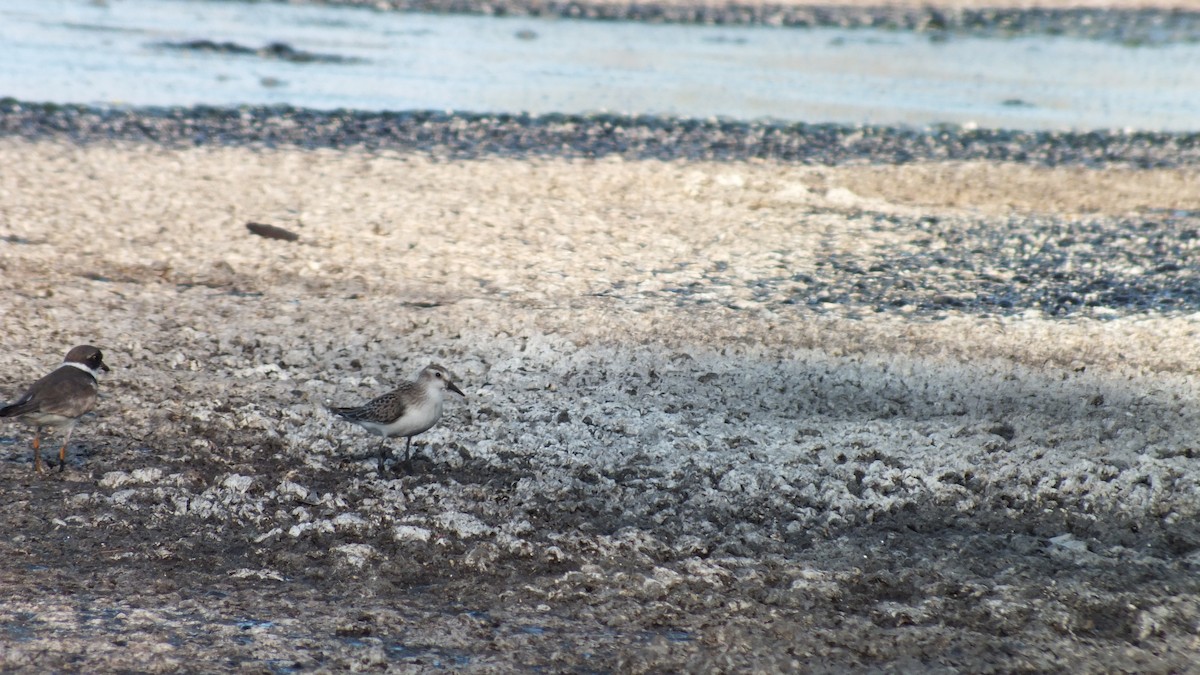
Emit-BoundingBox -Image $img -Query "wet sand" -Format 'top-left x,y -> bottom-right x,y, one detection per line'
1,130 -> 1199,670
333,0 -> 1200,46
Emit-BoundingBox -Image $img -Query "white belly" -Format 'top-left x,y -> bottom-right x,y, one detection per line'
358,399 -> 444,440
16,412 -> 76,428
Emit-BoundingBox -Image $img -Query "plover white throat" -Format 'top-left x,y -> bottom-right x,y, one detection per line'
1,345 -> 110,473
330,363 -> 465,472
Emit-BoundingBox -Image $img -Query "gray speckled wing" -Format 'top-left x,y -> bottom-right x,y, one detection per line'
333,380 -> 425,425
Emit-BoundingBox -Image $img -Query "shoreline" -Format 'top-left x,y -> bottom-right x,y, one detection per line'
3,103 -> 1199,167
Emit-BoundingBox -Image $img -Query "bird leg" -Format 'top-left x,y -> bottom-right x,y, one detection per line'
376,437 -> 390,474
403,436 -> 414,471
32,427 -> 43,474
58,424 -> 76,473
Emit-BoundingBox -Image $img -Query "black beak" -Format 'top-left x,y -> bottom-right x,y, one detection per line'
448,381 -> 465,397
99,362 -> 111,373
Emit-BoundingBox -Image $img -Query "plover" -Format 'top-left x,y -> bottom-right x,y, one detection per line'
330,363 -> 465,472
1,345 -> 110,473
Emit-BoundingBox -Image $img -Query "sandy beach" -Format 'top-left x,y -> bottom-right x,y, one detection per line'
2,3 -> 1200,667
1,128 -> 1198,670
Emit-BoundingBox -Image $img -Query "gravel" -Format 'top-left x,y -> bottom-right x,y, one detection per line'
1,98 -> 1199,670
3,102 -> 1200,168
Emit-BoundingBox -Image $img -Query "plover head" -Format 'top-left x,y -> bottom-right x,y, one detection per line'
420,364 -> 465,397
64,345 -> 110,377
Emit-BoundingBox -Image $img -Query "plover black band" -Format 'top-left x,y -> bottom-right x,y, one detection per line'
1,345 -> 110,473
330,363 -> 465,473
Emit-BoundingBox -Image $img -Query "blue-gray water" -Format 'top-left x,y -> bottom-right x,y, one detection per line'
2,0 -> 1200,130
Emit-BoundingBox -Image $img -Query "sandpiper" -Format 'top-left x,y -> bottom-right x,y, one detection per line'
330,363 -> 465,472
1,345 -> 110,473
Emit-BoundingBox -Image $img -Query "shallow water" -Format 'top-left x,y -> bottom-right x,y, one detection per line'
2,1 -> 1199,129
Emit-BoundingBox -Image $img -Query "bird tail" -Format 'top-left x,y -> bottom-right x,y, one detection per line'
1,390 -> 39,418
0,401 -> 36,418
329,405 -> 374,424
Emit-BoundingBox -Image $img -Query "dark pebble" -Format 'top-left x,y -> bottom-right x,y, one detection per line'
247,221 -> 301,242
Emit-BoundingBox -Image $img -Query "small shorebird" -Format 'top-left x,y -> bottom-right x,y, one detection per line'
1,345 -> 110,473
330,363 -> 465,472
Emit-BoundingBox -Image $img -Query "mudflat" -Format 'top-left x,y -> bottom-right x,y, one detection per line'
1,131 -> 1199,671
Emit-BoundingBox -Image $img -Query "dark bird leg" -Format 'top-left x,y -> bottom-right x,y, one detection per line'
376,437 -> 390,474
402,436 -> 414,471
33,427 -> 43,474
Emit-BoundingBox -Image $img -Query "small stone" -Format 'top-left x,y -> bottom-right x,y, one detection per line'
988,423 -> 1016,441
